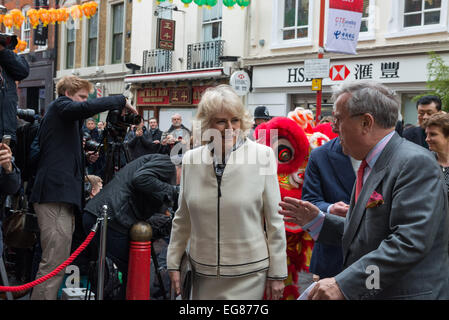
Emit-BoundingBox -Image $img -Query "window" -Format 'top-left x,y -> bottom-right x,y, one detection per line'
87,13 -> 98,66
272,0 -> 313,49
202,0 -> 222,42
66,18 -> 76,69
360,0 -> 370,32
386,0 -> 448,38
21,7 -> 31,52
111,3 -> 124,64
282,0 -> 309,40
404,0 -> 441,27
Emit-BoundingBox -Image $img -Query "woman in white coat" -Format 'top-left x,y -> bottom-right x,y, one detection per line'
167,85 -> 287,300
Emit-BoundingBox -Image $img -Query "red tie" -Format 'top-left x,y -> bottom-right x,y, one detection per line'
355,160 -> 368,203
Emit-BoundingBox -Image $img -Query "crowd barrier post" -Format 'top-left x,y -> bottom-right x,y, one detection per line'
126,222 -> 152,300
97,205 -> 109,300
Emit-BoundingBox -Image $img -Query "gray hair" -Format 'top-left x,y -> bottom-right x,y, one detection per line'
332,80 -> 399,129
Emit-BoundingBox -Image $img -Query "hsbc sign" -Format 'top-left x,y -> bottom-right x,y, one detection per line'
252,53 -> 449,89
330,65 -> 351,81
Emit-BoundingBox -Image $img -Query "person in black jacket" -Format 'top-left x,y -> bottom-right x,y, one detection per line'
0,40 -> 30,154
124,119 -> 153,160
0,141 -> 21,257
82,153 -> 178,299
29,75 -> 137,300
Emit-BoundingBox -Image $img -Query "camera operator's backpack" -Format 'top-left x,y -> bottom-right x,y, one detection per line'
87,257 -> 124,300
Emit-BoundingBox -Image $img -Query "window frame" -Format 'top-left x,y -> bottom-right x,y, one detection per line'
202,0 -> 223,42
21,6 -> 31,53
271,0 -> 314,49
86,12 -> 99,67
110,1 -> 125,65
386,0 -> 448,38
66,17 -> 76,69
358,0 -> 376,41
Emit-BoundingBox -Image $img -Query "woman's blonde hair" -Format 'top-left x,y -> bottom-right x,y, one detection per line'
56,75 -> 93,97
194,85 -> 253,144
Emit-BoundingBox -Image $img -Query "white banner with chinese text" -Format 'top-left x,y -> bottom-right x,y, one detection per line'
325,0 -> 364,55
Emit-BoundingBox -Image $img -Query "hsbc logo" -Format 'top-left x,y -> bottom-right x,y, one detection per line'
330,65 -> 350,81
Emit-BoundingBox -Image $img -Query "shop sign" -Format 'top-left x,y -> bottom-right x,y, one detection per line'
137,88 -> 170,105
156,18 -> 176,51
170,87 -> 191,104
230,70 -> 251,96
192,86 -> 212,105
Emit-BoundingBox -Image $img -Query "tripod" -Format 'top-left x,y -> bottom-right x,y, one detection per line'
101,125 -> 131,185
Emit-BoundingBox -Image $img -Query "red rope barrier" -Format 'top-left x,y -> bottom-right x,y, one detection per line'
0,230 -> 96,293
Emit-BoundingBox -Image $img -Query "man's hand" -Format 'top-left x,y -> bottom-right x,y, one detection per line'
265,279 -> 284,300
0,143 -> 13,173
169,271 -> 181,297
86,151 -> 99,164
136,128 -> 143,137
153,140 -> 160,144
122,100 -> 138,115
0,44 -> 5,51
308,277 -> 345,300
329,201 -> 349,217
279,197 -> 320,227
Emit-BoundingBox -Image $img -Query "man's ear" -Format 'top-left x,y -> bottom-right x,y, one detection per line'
362,114 -> 374,132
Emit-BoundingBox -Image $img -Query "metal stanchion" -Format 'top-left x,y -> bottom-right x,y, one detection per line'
97,205 -> 109,300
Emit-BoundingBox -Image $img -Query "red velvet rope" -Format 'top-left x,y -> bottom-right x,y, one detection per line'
0,230 -> 96,293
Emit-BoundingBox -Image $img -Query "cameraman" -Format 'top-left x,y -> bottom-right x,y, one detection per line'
29,75 -> 137,300
0,37 -> 30,154
0,141 -> 21,257
82,153 -> 178,299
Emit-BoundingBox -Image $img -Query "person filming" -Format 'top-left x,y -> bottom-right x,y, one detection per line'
29,75 -> 137,300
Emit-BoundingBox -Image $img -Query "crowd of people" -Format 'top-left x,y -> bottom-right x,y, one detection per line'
1,38 -> 449,301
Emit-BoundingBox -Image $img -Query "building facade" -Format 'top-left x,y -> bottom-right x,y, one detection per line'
1,0 -> 57,114
124,0 -> 249,132
244,0 -> 449,125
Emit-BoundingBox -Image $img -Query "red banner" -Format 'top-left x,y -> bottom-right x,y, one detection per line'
137,88 -> 170,105
156,18 -> 176,51
329,0 -> 364,13
192,86 -> 212,105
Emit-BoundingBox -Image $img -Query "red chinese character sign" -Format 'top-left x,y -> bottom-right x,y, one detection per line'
325,0 -> 363,55
157,18 -> 176,51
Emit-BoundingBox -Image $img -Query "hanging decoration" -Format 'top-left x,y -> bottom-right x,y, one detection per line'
48,8 -> 59,25
81,1 -> 98,19
194,0 -> 206,7
70,5 -> 84,20
10,9 -> 25,29
223,0 -> 237,9
57,7 -> 70,24
236,0 -> 250,9
26,9 -> 40,29
2,13 -> 13,29
14,38 -> 27,53
38,8 -> 51,27
206,0 -> 218,9
180,0 -> 193,7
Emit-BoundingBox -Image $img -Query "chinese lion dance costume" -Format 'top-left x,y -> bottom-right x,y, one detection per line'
255,107 -> 336,299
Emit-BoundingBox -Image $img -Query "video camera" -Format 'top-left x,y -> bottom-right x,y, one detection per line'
105,109 -> 141,139
16,108 -> 36,123
0,33 -> 18,51
83,132 -> 103,152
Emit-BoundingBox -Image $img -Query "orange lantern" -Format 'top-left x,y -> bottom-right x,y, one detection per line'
38,8 -> 50,27
57,8 -> 70,24
81,1 -> 98,19
14,38 -> 27,53
27,9 -> 40,29
0,15 -> 4,25
70,5 -> 84,20
2,14 -> 13,29
48,8 -> 58,25
10,9 -> 25,29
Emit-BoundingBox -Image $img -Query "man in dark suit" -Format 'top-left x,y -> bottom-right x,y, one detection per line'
402,95 -> 441,149
301,137 -> 356,280
30,75 -> 137,300
280,80 -> 449,300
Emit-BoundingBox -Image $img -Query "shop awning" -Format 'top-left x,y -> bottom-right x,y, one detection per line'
124,68 -> 226,84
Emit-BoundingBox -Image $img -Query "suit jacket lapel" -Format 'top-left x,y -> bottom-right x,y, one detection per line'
341,133 -> 402,263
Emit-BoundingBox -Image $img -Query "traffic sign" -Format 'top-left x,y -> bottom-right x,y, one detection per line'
311,79 -> 322,91
304,59 -> 330,79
